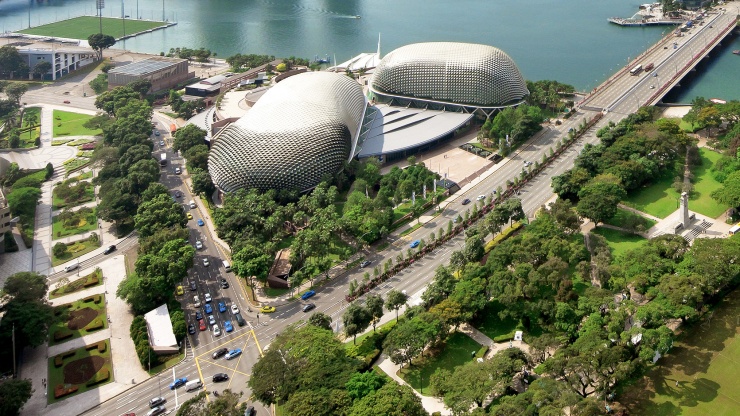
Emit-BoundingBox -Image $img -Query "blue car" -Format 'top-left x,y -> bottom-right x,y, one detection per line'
225,348 -> 242,360
224,320 -> 233,332
218,302 -> 226,313
197,219 -> 205,226
204,303 -> 213,314
169,377 -> 187,390
410,240 -> 420,248
301,290 -> 316,300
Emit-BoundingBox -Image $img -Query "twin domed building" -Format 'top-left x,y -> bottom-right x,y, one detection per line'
208,42 -> 529,193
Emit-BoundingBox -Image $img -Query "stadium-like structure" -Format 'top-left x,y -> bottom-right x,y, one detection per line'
368,42 -> 529,117
208,72 -> 367,192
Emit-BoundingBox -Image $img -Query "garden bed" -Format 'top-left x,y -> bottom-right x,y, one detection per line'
52,208 -> 98,240
50,294 -> 108,346
49,268 -> 103,299
52,237 -> 100,266
48,340 -> 112,404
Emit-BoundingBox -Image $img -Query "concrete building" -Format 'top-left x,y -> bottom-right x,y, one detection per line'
143,304 -> 179,355
16,45 -> 98,80
0,189 -> 12,236
108,56 -> 193,93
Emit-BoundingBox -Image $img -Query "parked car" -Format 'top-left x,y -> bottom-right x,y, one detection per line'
169,377 -> 187,390
204,293 -> 212,303
224,320 -> 233,332
203,258 -> 210,267
212,373 -> 229,382
218,302 -> 227,313
103,245 -> 117,254
175,286 -> 184,296
195,311 -> 202,321
410,240 -> 420,248
301,290 -> 316,300
154,130 -> 160,136
188,324 -> 195,334
234,313 -> 246,326
213,324 -> 221,336
195,240 -> 203,250
212,348 -> 228,359
360,260 -> 371,268
302,303 -> 316,313
208,315 -> 216,326
204,303 -> 213,314
159,140 -> 165,146
174,167 -> 181,174
220,278 -> 229,289
197,219 -> 205,226
230,304 -> 239,315
198,319 -> 206,331
260,305 -> 276,313
193,296 -> 201,308
189,280 -> 197,291
225,349 -> 242,360
149,397 -> 166,408
462,198 -> 471,205
175,190 -> 182,198
186,212 -> 193,220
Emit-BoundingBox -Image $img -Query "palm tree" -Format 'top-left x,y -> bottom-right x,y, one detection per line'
24,111 -> 39,140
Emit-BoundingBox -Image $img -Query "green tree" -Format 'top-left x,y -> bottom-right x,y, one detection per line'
0,379 -> 33,416
0,272 -> 56,349
0,46 -> 28,78
284,388 -> 352,416
173,124 -> 207,154
190,167 -> 215,196
345,371 -> 386,400
32,60 -> 52,80
576,177 -> 626,226
53,242 -> 68,258
385,289 -> 408,322
88,34 -> 116,60
349,382 -> 428,416
134,193 -> 188,237
4,83 -> 28,105
308,312 -> 332,331
7,128 -> 20,148
711,170 -> 740,208
343,304 -> 372,344
365,294 -> 384,332
127,79 -> 152,97
23,110 -> 38,141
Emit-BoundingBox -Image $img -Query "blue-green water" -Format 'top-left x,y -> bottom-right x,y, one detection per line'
0,0 -> 737,102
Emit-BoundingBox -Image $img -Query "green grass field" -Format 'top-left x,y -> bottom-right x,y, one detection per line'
473,301 -> 520,342
19,16 -> 166,40
49,295 -> 108,345
604,208 -> 657,231
591,227 -> 647,258
52,210 -> 98,240
622,149 -> 727,219
399,331 -> 482,395
621,290 -> 740,416
53,110 -> 102,138
47,340 -> 112,404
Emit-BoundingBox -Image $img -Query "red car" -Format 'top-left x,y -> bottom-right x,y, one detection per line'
198,319 -> 206,331
63,100 -> 70,104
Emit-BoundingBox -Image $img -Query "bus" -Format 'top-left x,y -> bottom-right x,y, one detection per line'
160,153 -> 167,167
629,64 -> 643,76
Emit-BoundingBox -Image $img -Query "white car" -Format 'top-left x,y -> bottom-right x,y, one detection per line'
203,258 -> 210,267
208,315 -> 216,325
204,293 -> 212,303
195,240 -> 203,250
230,304 -> 239,314
476,195 -> 485,201
213,324 -> 221,336
193,296 -> 201,308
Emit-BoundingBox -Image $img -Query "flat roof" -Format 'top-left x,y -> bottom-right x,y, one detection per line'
109,57 -> 185,76
357,105 -> 473,157
144,304 -> 177,349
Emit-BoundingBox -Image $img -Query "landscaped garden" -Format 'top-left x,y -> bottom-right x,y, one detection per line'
52,207 -> 98,239
591,227 -> 647,258
473,301 -> 520,343
52,110 -> 102,137
50,294 -> 108,345
603,207 -> 657,232
621,289 -> 740,416
52,234 -> 100,266
20,16 -> 166,40
48,340 -> 113,403
398,331 -> 482,395
52,175 -> 95,210
49,268 -> 103,300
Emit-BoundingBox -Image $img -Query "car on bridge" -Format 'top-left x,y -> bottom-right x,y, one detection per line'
169,377 -> 187,390
302,303 -> 316,313
462,198 -> 471,205
146,406 -> 166,416
410,240 -> 420,248
149,397 -> 166,408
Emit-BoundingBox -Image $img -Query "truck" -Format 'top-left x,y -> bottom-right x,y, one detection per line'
160,153 -> 167,167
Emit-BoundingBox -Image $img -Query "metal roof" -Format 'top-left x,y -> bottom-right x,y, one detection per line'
109,57 -> 185,76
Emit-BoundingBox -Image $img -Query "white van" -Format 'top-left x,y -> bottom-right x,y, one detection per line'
189,200 -> 196,209
222,260 -> 232,272
185,379 -> 202,392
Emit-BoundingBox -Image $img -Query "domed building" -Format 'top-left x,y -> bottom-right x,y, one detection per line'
369,42 -> 529,116
208,72 -> 367,193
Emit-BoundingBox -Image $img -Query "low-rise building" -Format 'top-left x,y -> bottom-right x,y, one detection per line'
108,56 -> 193,93
16,44 -> 98,80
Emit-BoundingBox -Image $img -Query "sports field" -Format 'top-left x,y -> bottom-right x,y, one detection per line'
621,289 -> 740,415
18,16 -> 166,40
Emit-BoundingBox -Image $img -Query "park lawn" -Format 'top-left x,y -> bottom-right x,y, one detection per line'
49,268 -> 103,299
263,286 -> 289,298
621,170 -> 680,219
591,227 -> 647,258
473,300 -> 520,342
49,294 -> 108,346
52,182 -> 94,210
47,340 -> 112,404
20,16 -> 166,40
621,290 -> 740,416
52,110 -> 102,137
688,148 -> 728,218
52,238 -> 100,266
52,210 -> 98,240
604,207 -> 657,230
399,331 -> 482,395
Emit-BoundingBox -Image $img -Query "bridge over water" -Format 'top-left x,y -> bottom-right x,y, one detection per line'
579,4 -> 738,115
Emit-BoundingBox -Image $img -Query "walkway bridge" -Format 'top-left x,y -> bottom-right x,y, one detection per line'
579,5 -> 738,115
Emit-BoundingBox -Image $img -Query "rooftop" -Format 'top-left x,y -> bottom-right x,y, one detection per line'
109,56 -> 185,76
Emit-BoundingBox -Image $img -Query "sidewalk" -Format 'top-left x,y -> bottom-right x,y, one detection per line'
376,355 -> 450,416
